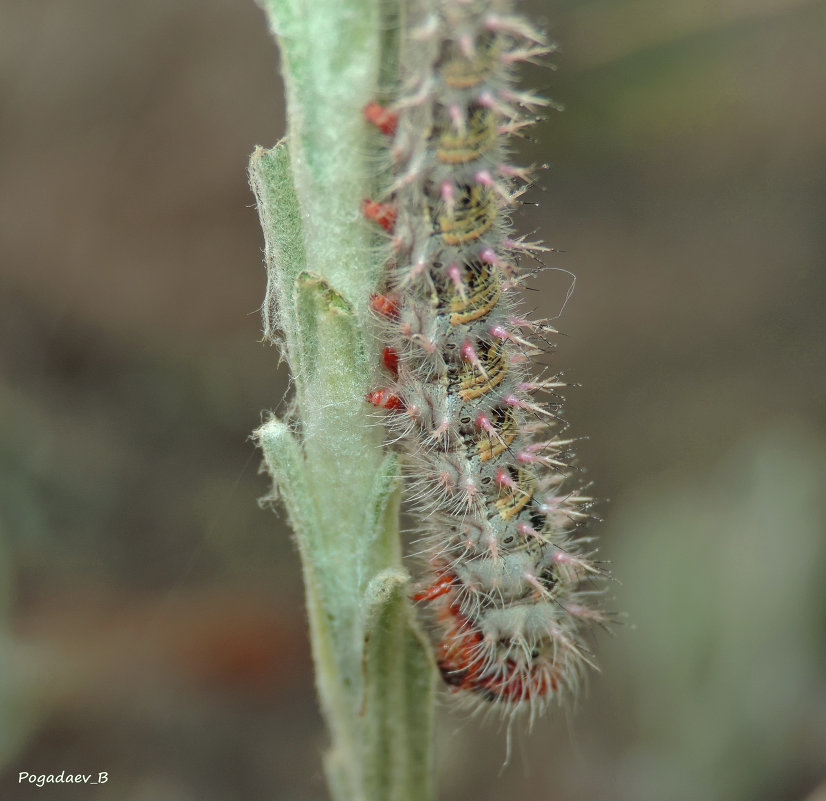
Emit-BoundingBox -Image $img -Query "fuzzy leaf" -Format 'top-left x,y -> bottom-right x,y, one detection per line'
256,0 -> 385,305
362,569 -> 436,801
361,452 -> 402,584
248,141 -> 306,351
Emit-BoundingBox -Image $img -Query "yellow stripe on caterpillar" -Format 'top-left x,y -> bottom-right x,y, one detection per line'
441,35 -> 501,90
475,407 -> 518,461
436,184 -> 496,246
495,468 -> 537,520
437,107 -> 498,164
444,260 -> 502,326
455,340 -> 508,401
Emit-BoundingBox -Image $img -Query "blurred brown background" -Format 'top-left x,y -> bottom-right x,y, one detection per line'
1,0 -> 824,799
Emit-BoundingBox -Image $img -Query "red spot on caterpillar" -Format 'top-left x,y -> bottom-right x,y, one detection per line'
435,599 -> 558,702
370,293 -> 400,318
366,388 -> 402,411
479,247 -> 503,266
364,101 -> 398,135
494,468 -> 515,489
436,602 -> 485,690
460,340 -> 477,362
362,199 -> 397,232
517,521 -> 542,541
412,573 -> 456,602
382,346 -> 399,376
441,181 -> 455,205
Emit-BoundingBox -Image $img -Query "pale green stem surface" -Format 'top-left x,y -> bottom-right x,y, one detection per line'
250,1 -> 435,800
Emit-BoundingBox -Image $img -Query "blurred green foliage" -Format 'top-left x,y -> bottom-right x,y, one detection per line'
610,427 -> 826,801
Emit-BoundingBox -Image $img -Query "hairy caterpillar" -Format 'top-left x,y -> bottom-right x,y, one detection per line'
365,0 -> 609,719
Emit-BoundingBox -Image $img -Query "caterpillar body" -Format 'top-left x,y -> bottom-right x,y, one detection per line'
365,0 -> 608,719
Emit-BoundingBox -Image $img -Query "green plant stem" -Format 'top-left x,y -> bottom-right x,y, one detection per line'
250,2 -> 435,800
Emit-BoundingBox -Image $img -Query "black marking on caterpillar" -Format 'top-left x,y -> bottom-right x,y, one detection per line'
364,0 -> 609,721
